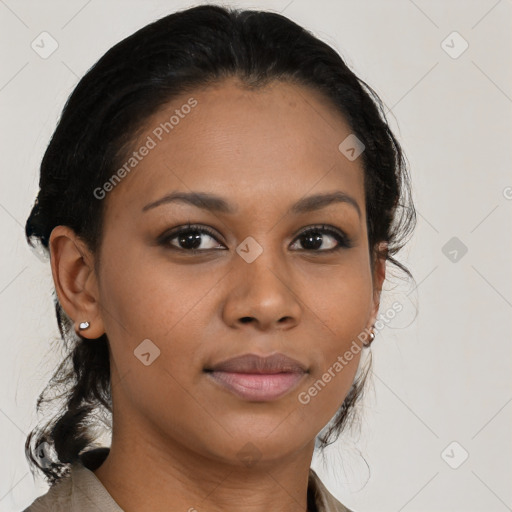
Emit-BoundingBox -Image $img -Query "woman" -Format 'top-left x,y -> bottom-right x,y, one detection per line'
22,4 -> 415,511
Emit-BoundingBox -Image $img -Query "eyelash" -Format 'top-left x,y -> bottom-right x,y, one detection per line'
158,223 -> 352,254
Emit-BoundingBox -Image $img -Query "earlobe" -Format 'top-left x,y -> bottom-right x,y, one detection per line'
49,226 -> 105,339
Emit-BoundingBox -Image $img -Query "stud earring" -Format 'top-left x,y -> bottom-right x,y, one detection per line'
79,321 -> 90,330
363,328 -> 375,347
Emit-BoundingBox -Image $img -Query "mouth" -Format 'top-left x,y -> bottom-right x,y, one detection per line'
205,370 -> 306,401
204,352 -> 308,402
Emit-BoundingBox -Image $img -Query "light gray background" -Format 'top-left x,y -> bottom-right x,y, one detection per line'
1,1 -> 511,511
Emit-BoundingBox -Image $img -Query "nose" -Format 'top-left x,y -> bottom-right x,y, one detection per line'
222,247 -> 302,332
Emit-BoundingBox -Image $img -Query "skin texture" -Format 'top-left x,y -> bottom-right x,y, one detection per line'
49,77 -> 386,512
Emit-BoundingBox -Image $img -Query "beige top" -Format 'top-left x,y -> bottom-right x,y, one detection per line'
23,448 -> 354,512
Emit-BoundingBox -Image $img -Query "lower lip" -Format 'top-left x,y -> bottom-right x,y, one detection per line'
206,371 -> 306,401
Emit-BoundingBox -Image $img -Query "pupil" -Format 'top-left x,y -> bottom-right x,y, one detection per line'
302,232 -> 322,250
180,232 -> 201,249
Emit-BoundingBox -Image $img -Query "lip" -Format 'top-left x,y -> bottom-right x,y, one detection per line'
204,353 -> 308,402
206,352 -> 308,373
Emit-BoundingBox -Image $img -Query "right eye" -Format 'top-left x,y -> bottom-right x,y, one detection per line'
159,224 -> 226,253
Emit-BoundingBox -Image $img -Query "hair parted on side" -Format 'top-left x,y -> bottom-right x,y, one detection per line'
24,3 -> 416,485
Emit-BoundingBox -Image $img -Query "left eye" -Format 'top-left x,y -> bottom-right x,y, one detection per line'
289,225 -> 351,252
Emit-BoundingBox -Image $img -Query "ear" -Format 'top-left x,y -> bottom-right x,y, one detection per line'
48,226 -> 105,339
367,242 -> 387,330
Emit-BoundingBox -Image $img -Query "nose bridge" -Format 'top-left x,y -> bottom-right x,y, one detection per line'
235,230 -> 288,286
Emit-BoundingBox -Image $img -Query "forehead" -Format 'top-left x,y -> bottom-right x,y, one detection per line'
104,77 -> 365,218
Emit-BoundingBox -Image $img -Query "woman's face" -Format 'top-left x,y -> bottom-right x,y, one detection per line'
82,77 -> 384,466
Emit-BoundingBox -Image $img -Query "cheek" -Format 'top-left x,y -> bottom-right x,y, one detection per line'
294,262 -> 372,423
96,250 -> 216,438
96,246 -> 224,406
300,256 -> 373,338
98,244 -> 220,342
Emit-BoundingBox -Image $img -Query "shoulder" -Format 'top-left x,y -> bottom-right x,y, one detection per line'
308,468 -> 357,512
22,461 -> 123,512
22,448 -> 116,512
22,473 -> 73,512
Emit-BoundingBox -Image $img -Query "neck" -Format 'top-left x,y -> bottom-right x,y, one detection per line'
93,425 -> 316,512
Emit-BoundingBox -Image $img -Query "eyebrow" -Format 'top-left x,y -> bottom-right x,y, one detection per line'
142,190 -> 361,218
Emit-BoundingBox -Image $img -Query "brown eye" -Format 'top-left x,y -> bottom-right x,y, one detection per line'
290,225 -> 351,252
159,224 -> 225,252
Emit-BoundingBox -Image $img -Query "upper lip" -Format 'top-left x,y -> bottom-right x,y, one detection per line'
206,353 -> 308,374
